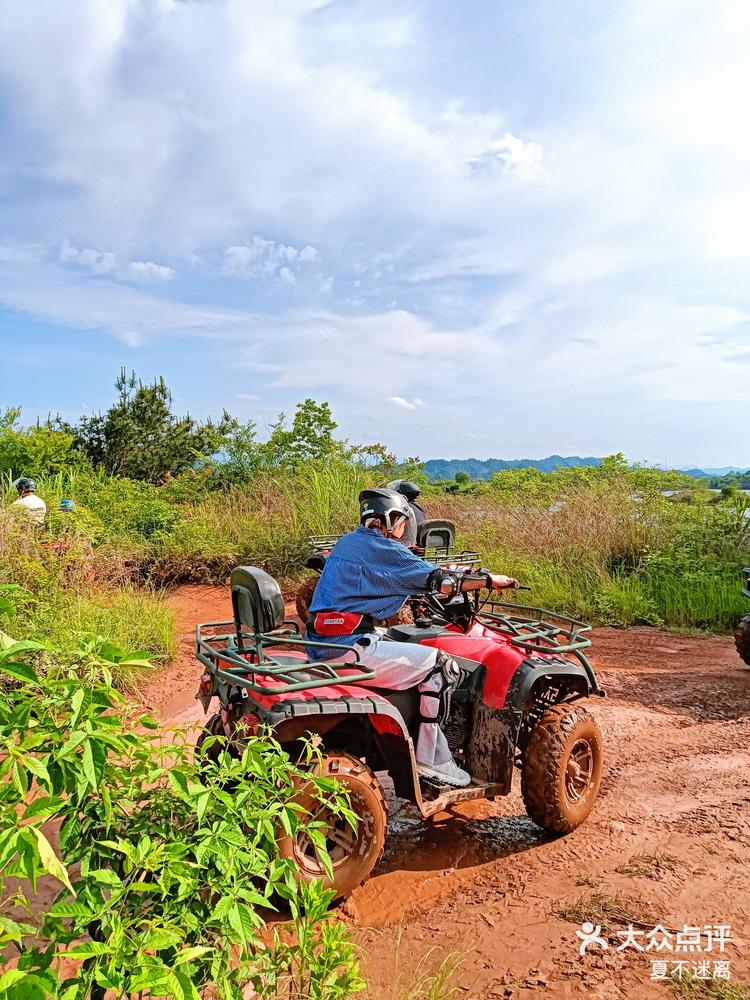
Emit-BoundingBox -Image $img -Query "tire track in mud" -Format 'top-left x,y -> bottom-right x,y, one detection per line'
146,592 -> 750,999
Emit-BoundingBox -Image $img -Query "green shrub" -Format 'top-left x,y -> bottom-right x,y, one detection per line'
0,635 -> 365,1000
0,407 -> 91,479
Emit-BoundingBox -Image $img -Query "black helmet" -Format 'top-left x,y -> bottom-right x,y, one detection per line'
12,477 -> 36,495
359,488 -> 411,529
387,479 -> 421,502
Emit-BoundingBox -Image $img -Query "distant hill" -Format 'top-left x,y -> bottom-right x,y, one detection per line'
679,467 -> 748,478
423,457 -> 750,482
423,456 -> 604,481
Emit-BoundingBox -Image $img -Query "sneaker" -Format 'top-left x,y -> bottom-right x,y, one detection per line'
417,758 -> 472,788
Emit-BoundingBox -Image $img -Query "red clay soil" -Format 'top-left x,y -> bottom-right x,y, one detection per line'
142,586 -> 750,999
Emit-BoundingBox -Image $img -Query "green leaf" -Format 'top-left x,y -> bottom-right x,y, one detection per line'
57,730 -> 88,759
23,796 -> 65,821
166,969 -> 202,1000
0,639 -> 46,661
88,868 -> 122,887
21,756 -> 50,786
227,903 -> 256,948
0,660 -> 38,684
70,687 -> 91,728
81,739 -> 105,790
11,761 -> 28,798
64,941 -> 113,959
0,915 -> 36,945
174,945 -> 213,967
47,901 -> 95,920
0,969 -> 27,991
29,827 -> 75,895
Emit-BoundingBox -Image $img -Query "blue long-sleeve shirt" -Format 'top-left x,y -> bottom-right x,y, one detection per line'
307,526 -> 438,657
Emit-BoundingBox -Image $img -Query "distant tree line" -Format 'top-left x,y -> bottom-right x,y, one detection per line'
0,369 -> 417,486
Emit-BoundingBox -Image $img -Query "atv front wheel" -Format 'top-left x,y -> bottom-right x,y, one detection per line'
735,612 -> 750,666
277,751 -> 387,901
521,704 -> 603,834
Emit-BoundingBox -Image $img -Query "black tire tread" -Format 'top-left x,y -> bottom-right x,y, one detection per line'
735,612 -> 750,666
327,751 -> 388,890
521,703 -> 601,835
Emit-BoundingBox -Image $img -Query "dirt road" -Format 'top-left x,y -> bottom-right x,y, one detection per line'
145,585 -> 750,999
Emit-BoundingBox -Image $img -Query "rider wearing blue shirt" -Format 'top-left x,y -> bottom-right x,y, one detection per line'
306,488 -> 517,789
307,525 -> 438,656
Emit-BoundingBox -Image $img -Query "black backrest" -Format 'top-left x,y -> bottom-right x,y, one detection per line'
231,566 -> 285,634
417,519 -> 456,552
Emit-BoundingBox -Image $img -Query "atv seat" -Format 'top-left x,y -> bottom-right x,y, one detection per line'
417,519 -> 456,552
231,565 -> 286,635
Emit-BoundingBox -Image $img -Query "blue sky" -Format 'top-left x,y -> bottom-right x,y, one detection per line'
1,0 -> 749,466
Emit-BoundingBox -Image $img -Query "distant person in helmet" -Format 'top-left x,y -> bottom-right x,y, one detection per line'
307,488 -> 518,788
11,478 -> 46,526
387,480 -> 426,546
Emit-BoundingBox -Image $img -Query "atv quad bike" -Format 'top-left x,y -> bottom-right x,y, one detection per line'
735,567 -> 750,666
295,519 -> 481,623
195,566 -> 605,901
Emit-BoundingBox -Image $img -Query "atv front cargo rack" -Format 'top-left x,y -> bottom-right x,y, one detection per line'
477,602 -> 602,695
195,621 -> 376,695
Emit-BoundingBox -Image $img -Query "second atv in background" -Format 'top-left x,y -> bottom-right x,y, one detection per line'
735,567 -> 750,666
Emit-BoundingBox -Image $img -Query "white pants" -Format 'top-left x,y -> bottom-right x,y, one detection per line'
351,632 -> 454,767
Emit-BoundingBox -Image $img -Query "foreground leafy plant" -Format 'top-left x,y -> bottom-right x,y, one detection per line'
0,631 -> 364,999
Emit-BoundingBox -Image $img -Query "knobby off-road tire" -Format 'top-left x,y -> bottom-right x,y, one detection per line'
277,751 -> 387,901
521,704 -> 603,835
195,712 -> 229,765
734,612 -> 750,666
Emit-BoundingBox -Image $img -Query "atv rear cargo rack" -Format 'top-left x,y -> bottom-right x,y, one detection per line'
477,601 -> 602,695
195,621 -> 376,695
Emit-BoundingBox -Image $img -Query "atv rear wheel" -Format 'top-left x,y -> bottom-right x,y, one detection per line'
735,612 -> 750,666
195,712 -> 230,765
277,751 -> 387,901
521,704 -> 603,834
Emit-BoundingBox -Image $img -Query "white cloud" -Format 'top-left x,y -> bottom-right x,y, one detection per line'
222,237 -> 320,281
390,396 -> 421,410
468,133 -> 545,179
60,238 -> 116,275
119,261 -> 175,283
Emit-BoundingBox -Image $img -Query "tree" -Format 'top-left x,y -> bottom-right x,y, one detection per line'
0,407 -> 90,479
74,370 -> 235,483
454,471 -> 470,485
259,399 -> 338,469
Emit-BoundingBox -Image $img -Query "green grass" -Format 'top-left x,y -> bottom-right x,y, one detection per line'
17,584 -> 176,691
3,463 -> 749,670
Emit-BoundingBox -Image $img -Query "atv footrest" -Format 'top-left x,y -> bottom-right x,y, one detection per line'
418,778 -> 506,817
